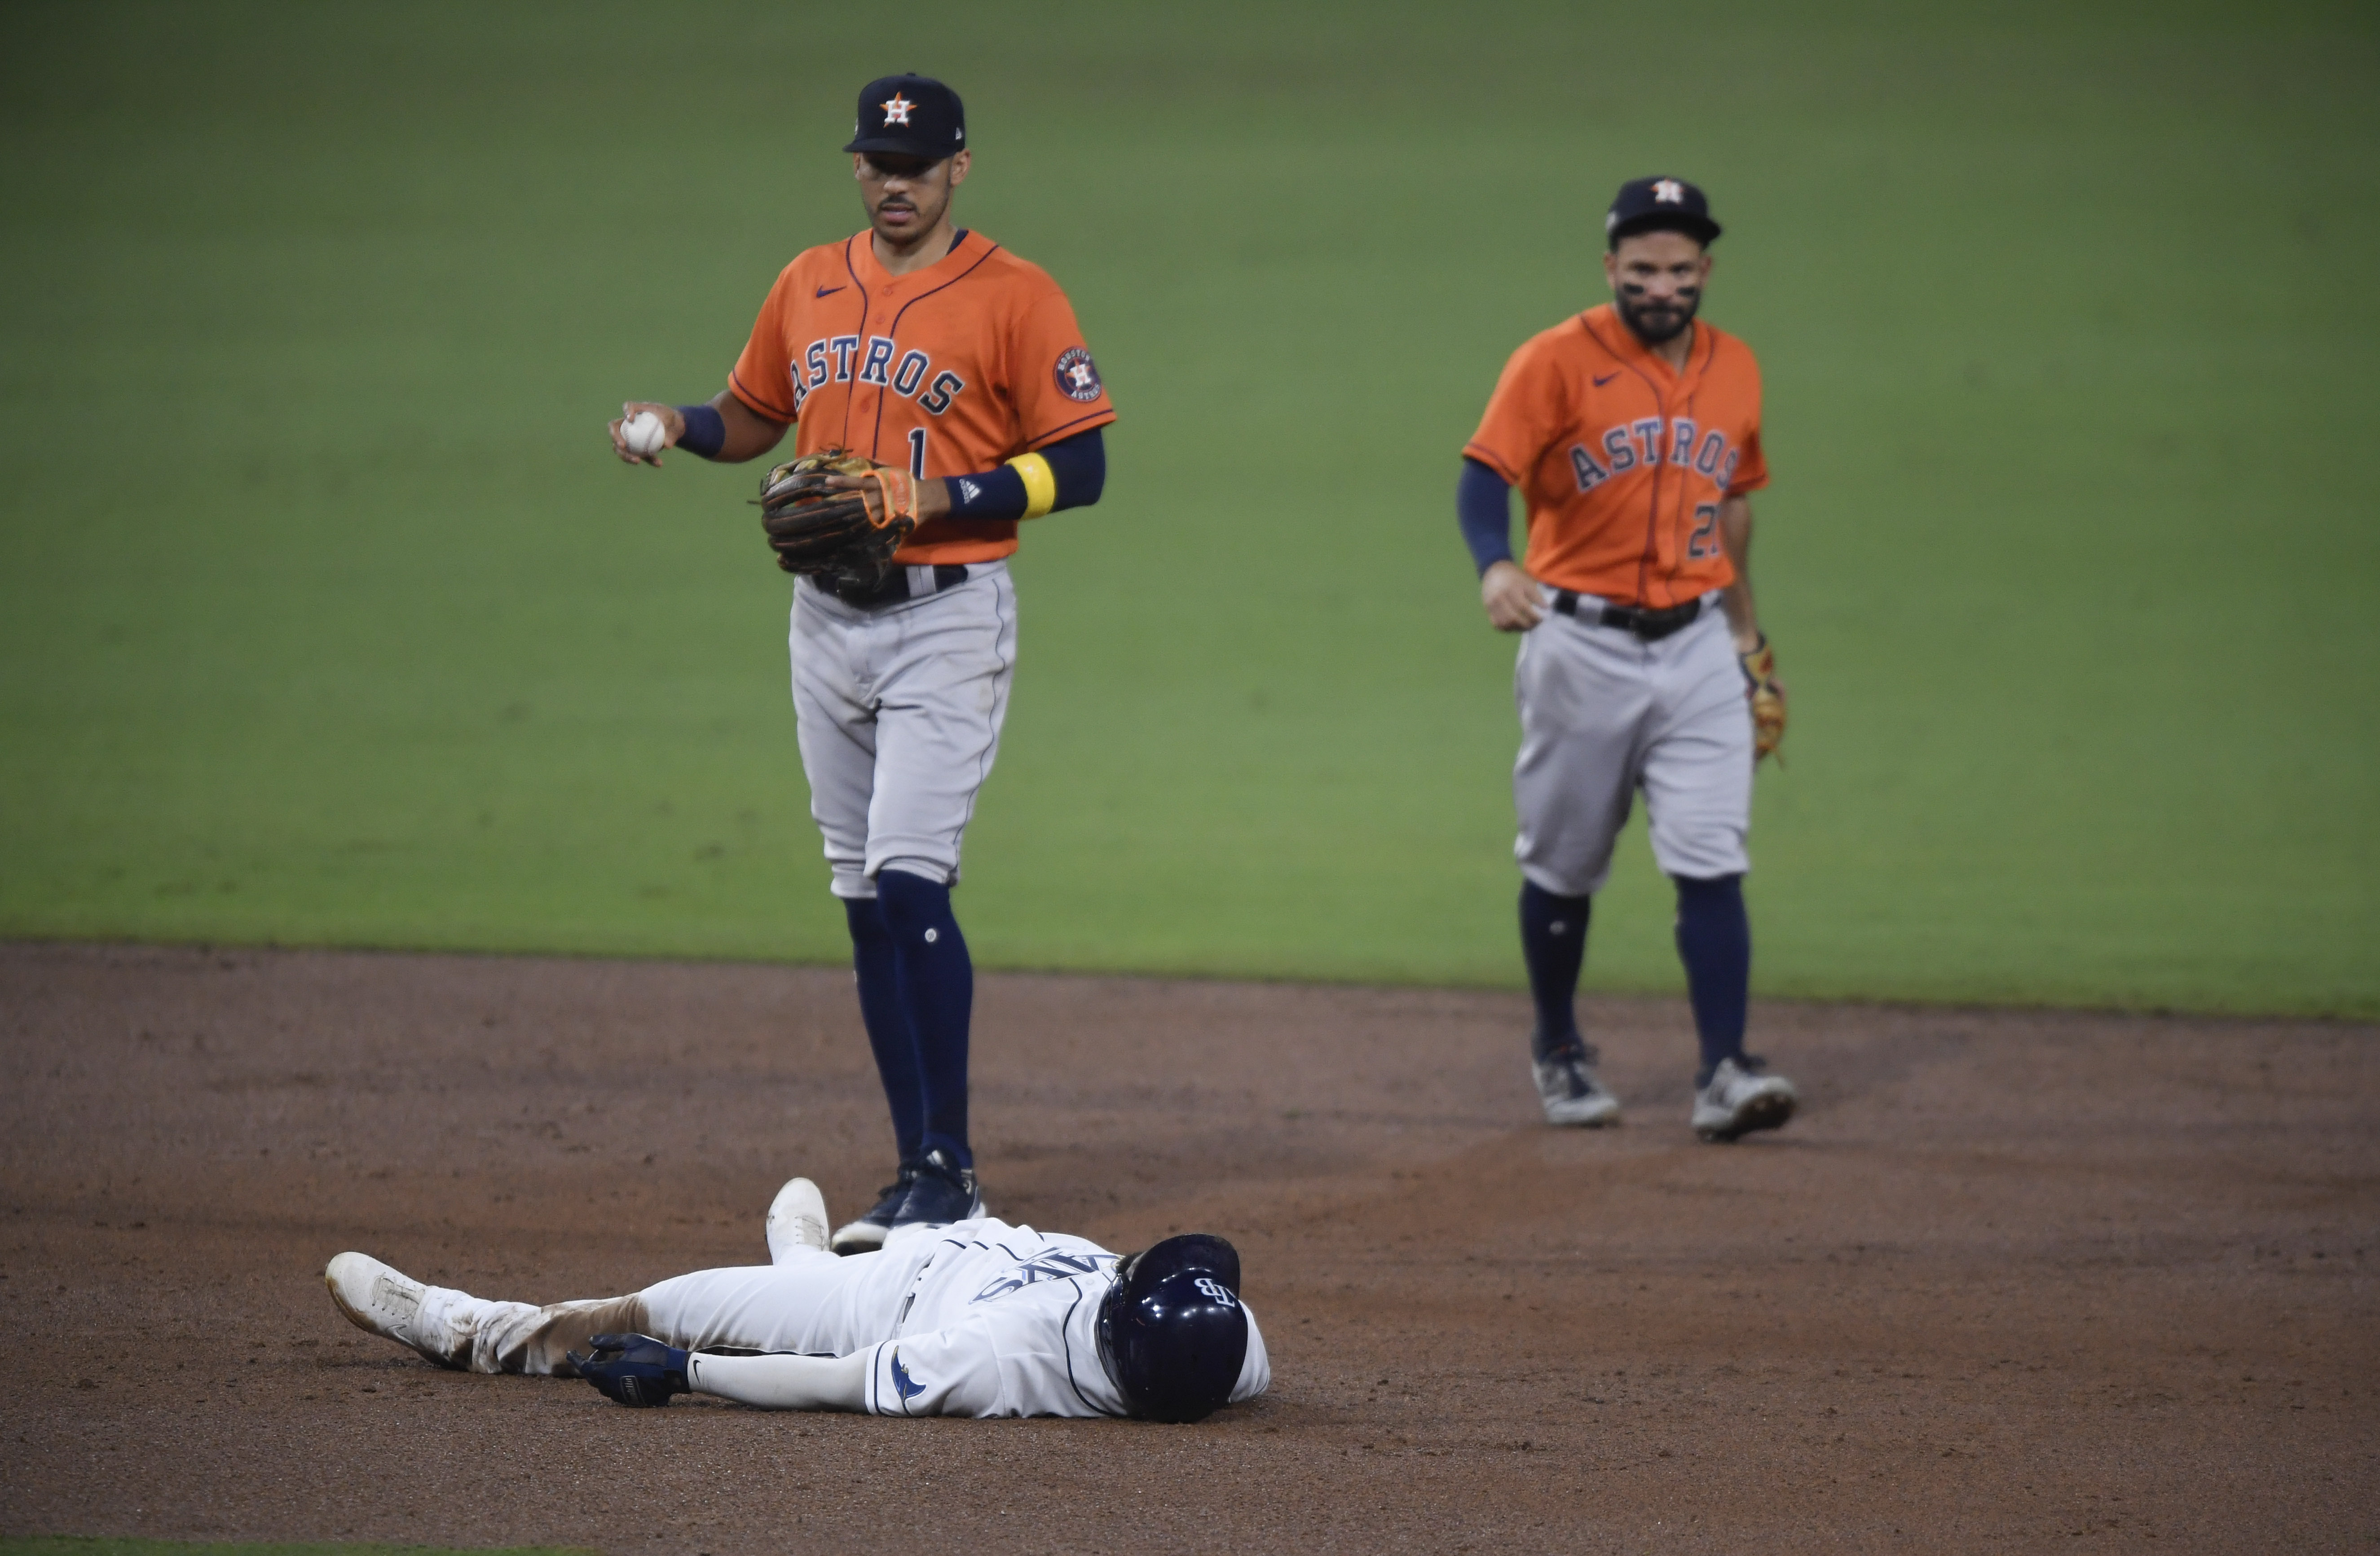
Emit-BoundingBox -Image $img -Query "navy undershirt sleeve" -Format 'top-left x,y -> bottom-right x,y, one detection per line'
942,428 -> 1106,523
1457,457 -> 1516,574
1038,428 -> 1106,508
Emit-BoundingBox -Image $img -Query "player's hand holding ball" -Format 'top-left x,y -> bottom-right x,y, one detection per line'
609,402 -> 683,467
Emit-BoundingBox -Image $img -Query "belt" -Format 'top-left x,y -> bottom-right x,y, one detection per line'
1552,592 -> 1703,640
815,564 -> 969,608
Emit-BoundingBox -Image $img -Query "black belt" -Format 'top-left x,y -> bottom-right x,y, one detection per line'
1552,592 -> 1703,640
815,564 -> 969,608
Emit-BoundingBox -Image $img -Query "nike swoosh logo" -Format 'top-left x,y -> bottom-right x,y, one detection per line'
1594,372 -> 1621,387
816,285 -> 846,298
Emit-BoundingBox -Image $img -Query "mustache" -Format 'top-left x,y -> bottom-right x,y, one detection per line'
1617,285 -> 1700,309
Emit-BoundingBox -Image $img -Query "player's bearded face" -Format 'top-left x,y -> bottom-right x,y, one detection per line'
1606,233 -> 1712,345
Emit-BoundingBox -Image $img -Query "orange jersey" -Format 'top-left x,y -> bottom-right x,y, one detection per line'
1463,303 -> 1767,608
728,229 -> 1117,565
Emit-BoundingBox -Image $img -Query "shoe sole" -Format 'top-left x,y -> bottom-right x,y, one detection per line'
1543,1099 -> 1622,1128
1696,1091 -> 1796,1143
830,1219 -> 890,1256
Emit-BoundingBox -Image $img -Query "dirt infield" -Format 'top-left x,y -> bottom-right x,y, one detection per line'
1,943 -> 2373,1552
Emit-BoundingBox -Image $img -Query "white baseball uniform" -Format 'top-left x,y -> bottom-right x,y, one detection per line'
407,1217 -> 1270,1420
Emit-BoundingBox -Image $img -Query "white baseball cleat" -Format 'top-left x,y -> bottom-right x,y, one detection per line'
765,1177 -> 832,1263
1692,1056 -> 1798,1142
324,1251 -> 463,1367
1534,1046 -> 1621,1127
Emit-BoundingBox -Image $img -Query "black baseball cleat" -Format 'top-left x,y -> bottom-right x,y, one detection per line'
830,1161 -> 919,1255
892,1147 -> 983,1230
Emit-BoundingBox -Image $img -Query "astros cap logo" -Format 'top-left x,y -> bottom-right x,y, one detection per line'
881,93 -> 915,126
1653,179 -> 1685,204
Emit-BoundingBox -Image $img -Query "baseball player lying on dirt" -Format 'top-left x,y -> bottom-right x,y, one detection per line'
325,1177 -> 1267,1423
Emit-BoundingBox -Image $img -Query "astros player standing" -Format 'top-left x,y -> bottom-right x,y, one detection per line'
1457,176 -> 1798,1141
605,76 -> 1115,1242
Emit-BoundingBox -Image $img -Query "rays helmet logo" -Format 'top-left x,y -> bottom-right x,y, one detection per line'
1054,345 -> 1103,403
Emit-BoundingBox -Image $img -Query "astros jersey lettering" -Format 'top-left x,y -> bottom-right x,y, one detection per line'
729,229 -> 1117,565
1464,303 -> 1767,608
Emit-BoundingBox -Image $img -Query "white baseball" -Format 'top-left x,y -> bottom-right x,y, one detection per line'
622,410 -> 669,457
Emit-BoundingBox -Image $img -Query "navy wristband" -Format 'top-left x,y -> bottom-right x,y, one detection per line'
945,465 -> 1029,521
675,403 -> 726,459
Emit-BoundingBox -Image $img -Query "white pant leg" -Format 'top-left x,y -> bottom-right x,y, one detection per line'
863,564 -> 1017,885
791,584 -> 882,901
1512,604 -> 1656,899
417,1287 -> 650,1377
789,565 -> 1017,899
638,1241 -> 932,1357
1638,613 -> 1754,881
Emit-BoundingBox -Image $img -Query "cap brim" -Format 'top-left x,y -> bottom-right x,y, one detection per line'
1609,212 -> 1721,245
843,134 -> 951,157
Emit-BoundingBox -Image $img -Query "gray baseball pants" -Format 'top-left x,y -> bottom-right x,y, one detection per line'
1513,590 -> 1752,896
791,562 -> 1018,899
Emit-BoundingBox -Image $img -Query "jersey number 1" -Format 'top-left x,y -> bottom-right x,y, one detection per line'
908,427 -> 927,480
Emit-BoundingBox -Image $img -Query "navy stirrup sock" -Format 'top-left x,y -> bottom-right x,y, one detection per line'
843,896 -> 923,1164
875,868 -> 975,1169
1519,882 -> 1593,1059
1673,874 -> 1751,1084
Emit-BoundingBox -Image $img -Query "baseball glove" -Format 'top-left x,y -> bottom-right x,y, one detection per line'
569,1333 -> 690,1407
756,449 -> 919,587
1739,633 -> 1787,766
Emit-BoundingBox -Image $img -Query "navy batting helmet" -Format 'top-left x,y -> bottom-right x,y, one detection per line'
1095,1234 -> 1248,1423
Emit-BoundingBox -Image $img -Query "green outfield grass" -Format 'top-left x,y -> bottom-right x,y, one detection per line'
2,0 -> 2373,1016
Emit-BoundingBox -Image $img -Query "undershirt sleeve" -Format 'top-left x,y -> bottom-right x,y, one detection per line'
1456,458 -> 1516,574
943,428 -> 1106,523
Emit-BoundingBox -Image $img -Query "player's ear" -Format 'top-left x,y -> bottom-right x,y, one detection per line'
1601,249 -> 1620,291
947,149 -> 971,188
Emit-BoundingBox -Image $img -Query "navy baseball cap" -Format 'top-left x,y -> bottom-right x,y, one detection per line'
845,74 -> 966,160
1606,176 -> 1721,247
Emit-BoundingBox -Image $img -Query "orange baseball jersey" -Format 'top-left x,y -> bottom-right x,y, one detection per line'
1463,303 -> 1767,609
728,229 -> 1117,565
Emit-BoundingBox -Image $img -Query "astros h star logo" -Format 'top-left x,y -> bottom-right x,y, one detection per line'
881,93 -> 915,126
1652,179 -> 1685,204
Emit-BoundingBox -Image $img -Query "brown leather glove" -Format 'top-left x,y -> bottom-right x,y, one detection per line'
1739,632 -> 1786,766
756,450 -> 918,588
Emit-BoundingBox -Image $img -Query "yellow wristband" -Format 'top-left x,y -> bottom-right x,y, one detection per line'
1005,452 -> 1057,520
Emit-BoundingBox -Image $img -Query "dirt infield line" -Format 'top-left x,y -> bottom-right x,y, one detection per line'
2,945 -> 2373,1552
